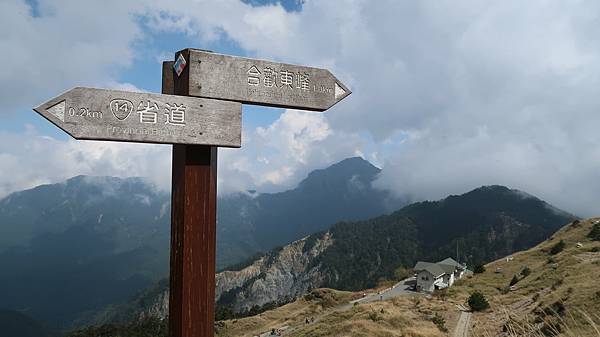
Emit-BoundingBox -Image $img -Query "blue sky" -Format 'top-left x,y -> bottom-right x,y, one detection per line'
3,0 -> 600,217
7,0 -> 288,136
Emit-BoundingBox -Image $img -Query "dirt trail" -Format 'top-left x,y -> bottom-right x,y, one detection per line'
453,311 -> 472,337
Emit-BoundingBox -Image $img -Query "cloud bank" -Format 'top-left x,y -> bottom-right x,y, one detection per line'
154,0 -> 600,216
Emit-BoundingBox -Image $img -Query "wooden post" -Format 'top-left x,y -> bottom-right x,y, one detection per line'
164,51 -> 218,337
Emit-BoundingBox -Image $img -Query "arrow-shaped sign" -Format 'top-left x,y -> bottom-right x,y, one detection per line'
34,87 -> 242,147
176,49 -> 351,112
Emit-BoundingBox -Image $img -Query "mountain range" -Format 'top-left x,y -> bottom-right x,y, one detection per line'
108,185 -> 576,319
0,176 -> 170,330
213,185 -> 576,312
0,157 -> 405,331
0,157 -> 578,333
216,157 -> 406,266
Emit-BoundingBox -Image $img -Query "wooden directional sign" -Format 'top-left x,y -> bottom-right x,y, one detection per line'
34,87 -> 242,147
32,49 -> 353,337
176,49 -> 351,112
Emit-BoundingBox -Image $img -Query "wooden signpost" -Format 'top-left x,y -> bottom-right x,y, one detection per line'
178,49 -> 351,111
34,48 -> 351,337
34,87 -> 241,147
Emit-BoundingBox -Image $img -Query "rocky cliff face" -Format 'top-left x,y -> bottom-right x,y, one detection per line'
216,231 -> 333,312
137,290 -> 169,321
135,231 -> 333,319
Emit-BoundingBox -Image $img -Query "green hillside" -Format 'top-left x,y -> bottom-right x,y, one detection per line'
314,185 -> 576,290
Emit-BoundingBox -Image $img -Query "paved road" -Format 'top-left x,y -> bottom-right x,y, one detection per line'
352,277 -> 417,304
453,311 -> 472,337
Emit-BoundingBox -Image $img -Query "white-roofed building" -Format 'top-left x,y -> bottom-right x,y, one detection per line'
413,258 -> 467,293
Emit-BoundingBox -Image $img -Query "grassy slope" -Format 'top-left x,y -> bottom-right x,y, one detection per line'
448,218 -> 600,336
67,288 -> 454,337
225,218 -> 600,337
217,289 -> 449,337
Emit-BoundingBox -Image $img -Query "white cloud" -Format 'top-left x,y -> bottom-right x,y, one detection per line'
4,0 -> 600,217
219,109 -> 368,194
150,0 -> 600,216
104,81 -> 147,93
0,128 -> 172,198
0,110 -> 367,198
0,0 -> 147,112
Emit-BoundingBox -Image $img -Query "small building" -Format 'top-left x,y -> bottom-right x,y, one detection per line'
414,262 -> 447,292
413,257 -> 467,293
437,262 -> 456,287
437,257 -> 467,280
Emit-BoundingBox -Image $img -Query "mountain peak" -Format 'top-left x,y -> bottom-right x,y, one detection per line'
443,185 -> 534,201
331,156 -> 380,171
298,157 -> 380,190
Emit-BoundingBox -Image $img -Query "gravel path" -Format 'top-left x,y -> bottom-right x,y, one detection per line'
453,311 -> 472,337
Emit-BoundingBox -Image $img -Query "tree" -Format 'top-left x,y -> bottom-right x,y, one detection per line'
550,240 -> 566,255
589,223 -> 600,241
393,266 -> 411,280
215,306 -> 235,321
509,275 -> 519,286
474,264 -> 486,274
468,291 -> 490,312
521,267 -> 531,277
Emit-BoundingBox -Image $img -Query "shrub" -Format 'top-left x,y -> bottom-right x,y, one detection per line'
468,291 -> 490,312
589,223 -> 600,241
550,240 -> 566,255
431,313 -> 448,332
509,275 -> 520,286
521,267 -> 531,277
591,247 -> 600,252
368,310 -> 382,322
411,296 -> 421,309
393,266 -> 411,280
474,264 -> 486,274
215,306 -> 235,321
